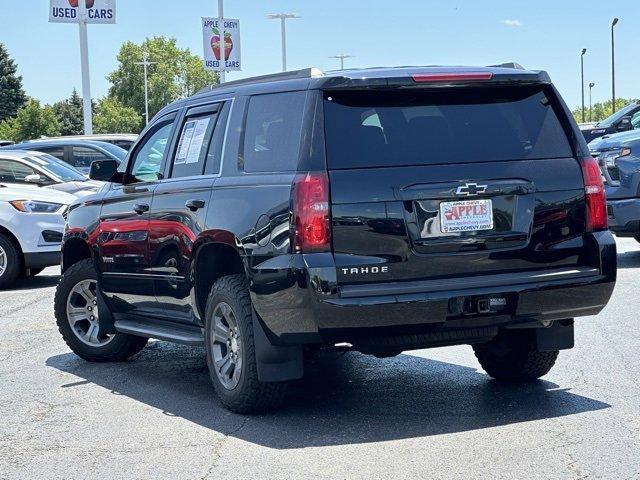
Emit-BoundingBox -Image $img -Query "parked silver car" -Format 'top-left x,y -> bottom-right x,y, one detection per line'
0,150 -> 103,197
40,134 -> 138,151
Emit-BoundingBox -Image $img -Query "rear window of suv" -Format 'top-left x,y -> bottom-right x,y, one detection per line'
323,86 -> 573,169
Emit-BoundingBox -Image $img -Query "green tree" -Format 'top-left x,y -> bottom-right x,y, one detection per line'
0,117 -> 17,141
572,98 -> 638,124
108,37 -> 218,121
94,97 -> 142,134
0,43 -> 27,122
2,99 -> 61,142
52,89 -> 87,136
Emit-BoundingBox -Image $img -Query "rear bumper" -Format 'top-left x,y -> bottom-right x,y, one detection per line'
250,231 -> 616,345
607,197 -> 640,236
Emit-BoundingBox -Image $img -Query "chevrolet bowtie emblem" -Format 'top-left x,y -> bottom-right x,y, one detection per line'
456,183 -> 488,197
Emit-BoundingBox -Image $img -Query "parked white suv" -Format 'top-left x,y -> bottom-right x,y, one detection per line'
0,184 -> 75,288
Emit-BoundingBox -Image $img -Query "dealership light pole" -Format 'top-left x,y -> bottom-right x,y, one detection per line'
267,13 -> 299,72
589,82 -> 595,122
134,52 -> 156,126
330,54 -> 354,70
581,48 -> 587,123
78,0 -> 92,134
611,17 -> 619,114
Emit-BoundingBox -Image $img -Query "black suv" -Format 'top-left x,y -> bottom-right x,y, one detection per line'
581,100 -> 640,143
54,66 -> 616,413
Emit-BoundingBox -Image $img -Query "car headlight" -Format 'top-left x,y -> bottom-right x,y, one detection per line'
599,148 -> 631,168
9,200 -> 65,213
113,230 -> 148,242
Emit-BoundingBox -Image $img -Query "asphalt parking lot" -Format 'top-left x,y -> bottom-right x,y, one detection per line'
1,239 -> 639,480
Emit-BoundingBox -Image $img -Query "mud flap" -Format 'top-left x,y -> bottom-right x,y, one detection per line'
252,310 -> 303,382
96,287 -> 117,335
536,320 -> 574,351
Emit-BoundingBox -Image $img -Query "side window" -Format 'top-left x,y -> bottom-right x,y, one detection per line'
241,91 -> 306,173
171,110 -> 219,179
36,146 -> 65,161
631,111 -> 640,129
0,160 -> 36,183
129,120 -> 174,183
71,146 -> 110,170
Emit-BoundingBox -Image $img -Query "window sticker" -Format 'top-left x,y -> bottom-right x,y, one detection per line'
175,120 -> 196,165
185,117 -> 211,164
175,117 -> 211,166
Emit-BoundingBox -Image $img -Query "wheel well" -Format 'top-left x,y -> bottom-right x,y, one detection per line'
0,225 -> 24,268
62,238 -> 92,273
195,243 -> 245,318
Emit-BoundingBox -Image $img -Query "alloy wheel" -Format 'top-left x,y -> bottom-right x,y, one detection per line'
0,245 -> 6,277
211,302 -> 243,390
66,279 -> 114,346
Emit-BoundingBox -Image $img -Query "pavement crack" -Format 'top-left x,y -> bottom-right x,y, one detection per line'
200,416 -> 250,480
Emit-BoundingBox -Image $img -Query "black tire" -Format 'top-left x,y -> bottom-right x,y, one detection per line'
54,258 -> 148,362
473,329 -> 559,381
204,274 -> 288,414
0,233 -> 22,290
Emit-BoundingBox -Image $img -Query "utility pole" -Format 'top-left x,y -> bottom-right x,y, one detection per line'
329,54 -> 354,70
218,0 -> 225,83
581,48 -> 587,123
589,82 -> 595,122
611,17 -> 619,114
134,52 -> 156,126
78,0 -> 92,134
267,13 -> 299,72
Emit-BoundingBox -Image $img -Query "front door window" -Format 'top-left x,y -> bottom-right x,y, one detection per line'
129,122 -> 174,182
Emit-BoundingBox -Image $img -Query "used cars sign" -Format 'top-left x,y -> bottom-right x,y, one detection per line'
49,0 -> 116,24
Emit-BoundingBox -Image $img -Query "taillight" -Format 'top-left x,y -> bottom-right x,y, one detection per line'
291,172 -> 331,253
580,156 -> 608,232
411,72 -> 493,83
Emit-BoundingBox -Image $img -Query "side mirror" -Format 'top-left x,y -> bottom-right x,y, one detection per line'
89,159 -> 119,182
617,116 -> 632,132
25,173 -> 45,185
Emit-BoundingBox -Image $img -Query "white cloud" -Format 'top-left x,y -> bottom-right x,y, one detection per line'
502,19 -> 522,27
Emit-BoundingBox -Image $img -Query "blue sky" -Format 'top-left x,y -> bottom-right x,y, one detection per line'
1,1 -> 638,110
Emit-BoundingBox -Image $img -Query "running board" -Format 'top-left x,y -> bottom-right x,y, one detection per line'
114,318 -> 205,346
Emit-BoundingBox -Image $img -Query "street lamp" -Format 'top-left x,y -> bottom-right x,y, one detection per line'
581,48 -> 587,123
589,82 -> 595,122
267,13 -> 299,72
329,54 -> 354,70
134,52 -> 156,126
611,17 -> 619,114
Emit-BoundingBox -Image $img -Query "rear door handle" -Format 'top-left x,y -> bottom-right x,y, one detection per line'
133,203 -> 149,215
186,199 -> 206,211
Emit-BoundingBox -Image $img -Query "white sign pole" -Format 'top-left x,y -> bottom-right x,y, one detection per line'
78,0 -> 93,134
280,17 -> 287,72
135,52 -> 156,126
142,57 -> 149,125
217,0 -> 225,84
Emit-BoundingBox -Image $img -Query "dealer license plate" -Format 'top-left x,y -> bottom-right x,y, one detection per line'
440,199 -> 493,233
